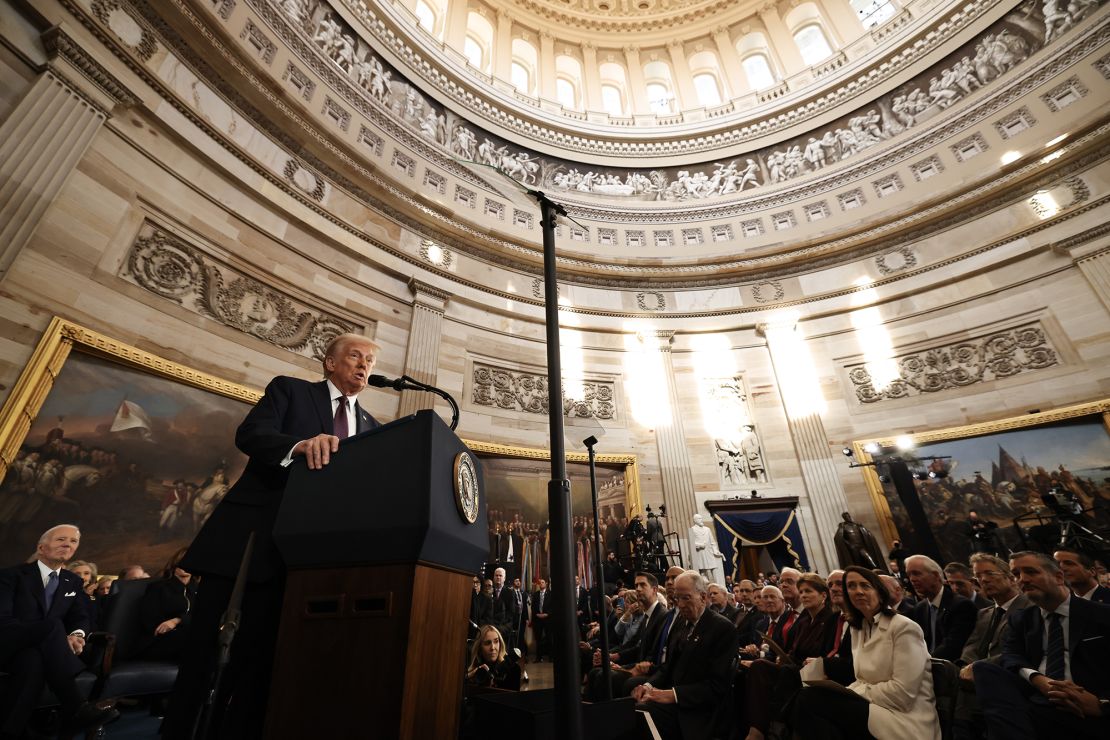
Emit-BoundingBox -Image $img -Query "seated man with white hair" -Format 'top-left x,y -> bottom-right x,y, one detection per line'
632,570 -> 738,739
906,554 -> 977,661
0,524 -> 119,737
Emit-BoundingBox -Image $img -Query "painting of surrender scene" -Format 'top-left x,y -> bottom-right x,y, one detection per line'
0,352 -> 249,572
479,452 -> 637,588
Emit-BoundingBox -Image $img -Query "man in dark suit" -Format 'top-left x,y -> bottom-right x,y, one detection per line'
512,577 -> 529,651
586,571 -> 669,699
0,525 -> 118,737
907,554 -> 978,661
633,571 -> 738,739
1055,548 -> 1110,604
732,579 -> 763,646
707,583 -> 739,622
974,551 -> 1110,739
531,578 -> 551,661
946,561 -> 994,610
162,334 -> 381,740
490,567 -> 520,653
575,575 -> 593,637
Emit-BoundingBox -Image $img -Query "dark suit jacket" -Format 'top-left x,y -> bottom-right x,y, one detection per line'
1000,594 -> 1110,698
575,586 -> 593,623
182,376 -> 379,581
647,609 -> 738,740
491,585 -> 519,634
715,603 -> 740,622
532,589 -> 551,617
910,585 -> 978,661
615,601 -> 668,665
1084,585 -> 1110,605
0,562 -> 90,666
783,605 -> 837,662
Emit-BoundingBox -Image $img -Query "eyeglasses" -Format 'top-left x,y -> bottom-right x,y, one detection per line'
975,571 -> 1008,581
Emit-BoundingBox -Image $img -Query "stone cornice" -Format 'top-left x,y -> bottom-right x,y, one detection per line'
42,25 -> 138,111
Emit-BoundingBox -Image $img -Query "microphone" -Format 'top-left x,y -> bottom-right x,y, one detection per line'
367,374 -> 409,391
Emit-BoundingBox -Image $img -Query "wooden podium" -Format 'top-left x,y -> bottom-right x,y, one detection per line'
264,410 -> 488,739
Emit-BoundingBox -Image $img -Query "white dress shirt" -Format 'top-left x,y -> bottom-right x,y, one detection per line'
281,379 -> 358,466
38,560 -> 84,637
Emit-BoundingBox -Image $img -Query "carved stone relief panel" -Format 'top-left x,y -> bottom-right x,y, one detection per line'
844,321 -> 1060,404
120,221 -> 361,360
471,361 -> 616,420
705,376 -> 769,489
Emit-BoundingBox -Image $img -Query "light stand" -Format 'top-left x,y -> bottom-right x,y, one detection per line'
584,434 -> 612,700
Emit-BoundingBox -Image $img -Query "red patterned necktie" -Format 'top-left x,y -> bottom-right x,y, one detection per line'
333,397 -> 349,439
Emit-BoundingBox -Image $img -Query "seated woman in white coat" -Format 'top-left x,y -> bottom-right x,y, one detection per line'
792,566 -> 941,739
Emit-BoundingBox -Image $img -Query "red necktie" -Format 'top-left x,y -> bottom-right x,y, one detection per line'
829,613 -> 846,656
782,610 -> 797,635
333,397 -> 349,439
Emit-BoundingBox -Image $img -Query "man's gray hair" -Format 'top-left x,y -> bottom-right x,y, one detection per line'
905,554 -> 944,576
760,585 -> 784,599
493,567 -> 506,576
38,524 -> 80,545
779,567 -> 802,580
970,553 -> 1013,577
677,570 -> 709,594
879,574 -> 903,594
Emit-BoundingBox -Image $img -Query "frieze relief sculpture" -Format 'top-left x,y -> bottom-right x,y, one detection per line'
471,363 -> 616,419
266,0 -> 1101,202
121,222 -> 359,360
847,323 -> 1061,403
707,377 -> 769,488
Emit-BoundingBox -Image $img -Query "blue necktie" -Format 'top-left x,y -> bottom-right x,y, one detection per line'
1045,612 -> 1065,680
44,571 -> 59,612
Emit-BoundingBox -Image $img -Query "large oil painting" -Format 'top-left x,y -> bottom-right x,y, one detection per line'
855,401 -> 1110,564
0,318 -> 258,574
468,440 -> 641,588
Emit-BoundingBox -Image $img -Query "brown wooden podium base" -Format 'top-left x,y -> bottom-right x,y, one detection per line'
264,563 -> 472,739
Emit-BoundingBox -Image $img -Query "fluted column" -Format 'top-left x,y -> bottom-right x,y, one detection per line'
581,43 -> 604,111
758,2 -> 807,74
1069,243 -> 1110,314
623,45 -> 650,113
712,26 -> 750,98
0,28 -> 134,283
398,279 -> 450,417
665,42 -> 698,109
445,0 -> 469,51
817,0 -> 865,46
493,10 -> 513,82
539,31 -> 556,100
758,322 -> 847,573
638,330 -> 698,564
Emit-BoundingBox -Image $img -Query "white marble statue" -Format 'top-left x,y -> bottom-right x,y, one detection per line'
688,513 -> 724,584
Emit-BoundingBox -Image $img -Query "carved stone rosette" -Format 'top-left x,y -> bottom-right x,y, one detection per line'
471,362 -> 615,420
121,222 -> 358,360
846,322 -> 1060,403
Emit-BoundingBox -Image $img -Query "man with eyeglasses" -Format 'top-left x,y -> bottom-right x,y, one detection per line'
953,554 -> 1032,739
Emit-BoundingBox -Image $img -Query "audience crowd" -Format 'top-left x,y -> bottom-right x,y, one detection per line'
3,519 -> 1109,740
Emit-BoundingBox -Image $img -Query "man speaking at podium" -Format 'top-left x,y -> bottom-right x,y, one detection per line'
163,333 -> 380,739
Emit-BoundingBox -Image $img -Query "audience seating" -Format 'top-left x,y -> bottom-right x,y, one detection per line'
930,657 -> 959,740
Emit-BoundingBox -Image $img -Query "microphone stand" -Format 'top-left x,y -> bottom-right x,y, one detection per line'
584,435 -> 612,700
378,374 -> 460,429
193,532 -> 255,740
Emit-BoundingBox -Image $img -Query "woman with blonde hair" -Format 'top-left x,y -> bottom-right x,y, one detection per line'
466,624 -> 521,691
66,560 -> 99,595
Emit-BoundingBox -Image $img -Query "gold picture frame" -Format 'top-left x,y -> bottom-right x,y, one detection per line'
853,399 -> 1110,547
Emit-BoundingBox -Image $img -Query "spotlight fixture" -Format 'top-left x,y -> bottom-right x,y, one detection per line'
895,435 -> 915,452
878,474 -> 891,483
862,442 -> 880,454
913,470 -> 928,481
842,447 -> 854,457
750,489 -> 760,499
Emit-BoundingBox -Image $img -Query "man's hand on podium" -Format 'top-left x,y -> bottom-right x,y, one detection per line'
294,434 -> 341,470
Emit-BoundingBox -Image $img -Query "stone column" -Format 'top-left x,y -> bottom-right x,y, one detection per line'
757,322 -> 848,573
539,31 -> 556,100
581,43 -> 604,111
444,0 -> 469,51
623,45 -> 650,113
398,279 -> 451,417
0,28 -> 134,283
493,10 -> 513,82
666,42 -> 698,109
712,26 -> 750,98
1067,241 -> 1110,314
638,330 -> 699,565
817,0 -> 865,46
758,2 -> 807,74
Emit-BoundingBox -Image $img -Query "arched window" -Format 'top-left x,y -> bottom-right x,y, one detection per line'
793,24 -> 833,66
741,53 -> 776,90
511,38 -> 538,94
688,49 -> 726,105
599,61 -> 629,116
414,0 -> 437,35
555,55 -> 583,109
643,59 -> 675,114
465,12 -> 493,72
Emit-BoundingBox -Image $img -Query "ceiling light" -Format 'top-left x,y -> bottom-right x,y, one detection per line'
1041,150 -> 1064,164
1000,151 -> 1021,165
1044,134 -> 1067,147
894,435 -> 915,451
862,441 -> 880,454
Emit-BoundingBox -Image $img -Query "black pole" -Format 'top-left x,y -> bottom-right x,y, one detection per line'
888,460 -> 944,564
536,192 -> 585,740
584,436 -> 612,700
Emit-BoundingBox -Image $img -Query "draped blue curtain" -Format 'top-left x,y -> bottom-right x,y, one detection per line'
711,508 -> 810,578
